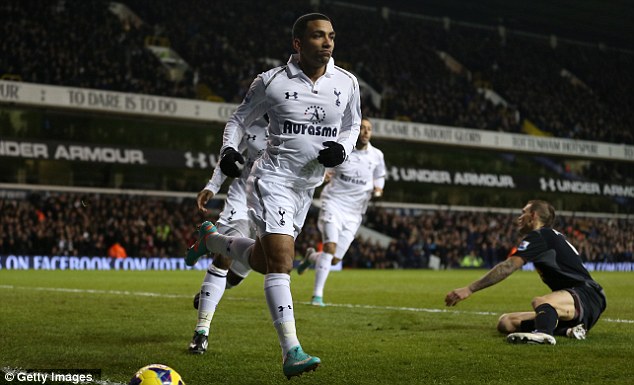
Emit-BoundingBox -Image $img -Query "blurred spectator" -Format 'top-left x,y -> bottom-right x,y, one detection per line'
460,249 -> 484,268
108,242 -> 128,258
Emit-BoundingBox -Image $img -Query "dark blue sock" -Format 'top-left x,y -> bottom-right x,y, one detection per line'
520,319 -> 535,332
534,303 -> 558,335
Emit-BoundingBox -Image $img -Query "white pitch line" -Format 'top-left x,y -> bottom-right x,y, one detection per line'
1,284 -> 632,324
0,284 -> 190,299
318,302 -> 499,316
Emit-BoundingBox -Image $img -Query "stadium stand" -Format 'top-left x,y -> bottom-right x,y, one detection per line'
2,0 -> 631,144
2,192 -> 632,267
0,192 -> 198,259
1,1 -> 632,266
0,0 -> 192,97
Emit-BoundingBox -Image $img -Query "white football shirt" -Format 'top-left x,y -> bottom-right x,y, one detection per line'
221,54 -> 361,189
320,142 -> 386,214
204,116 -> 268,223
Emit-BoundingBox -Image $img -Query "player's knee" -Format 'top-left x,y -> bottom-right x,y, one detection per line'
497,314 -> 514,333
331,257 -> 341,266
323,243 -> 337,255
226,271 -> 244,288
266,260 -> 293,274
212,254 -> 232,270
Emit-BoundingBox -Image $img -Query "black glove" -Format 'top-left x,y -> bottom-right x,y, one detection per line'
219,147 -> 245,177
317,141 -> 346,167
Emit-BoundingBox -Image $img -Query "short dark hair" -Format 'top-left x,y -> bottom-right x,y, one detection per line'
527,200 -> 556,227
292,13 -> 331,39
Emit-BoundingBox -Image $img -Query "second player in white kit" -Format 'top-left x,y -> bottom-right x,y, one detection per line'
188,116 -> 268,354
297,118 -> 386,306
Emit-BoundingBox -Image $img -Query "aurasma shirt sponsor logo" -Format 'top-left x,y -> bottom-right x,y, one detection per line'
339,173 -> 367,185
282,120 -> 338,137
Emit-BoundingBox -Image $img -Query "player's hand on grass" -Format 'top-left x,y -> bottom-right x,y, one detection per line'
196,189 -> 214,213
445,287 -> 472,306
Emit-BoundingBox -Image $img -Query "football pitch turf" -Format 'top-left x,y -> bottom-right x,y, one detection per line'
1,269 -> 632,384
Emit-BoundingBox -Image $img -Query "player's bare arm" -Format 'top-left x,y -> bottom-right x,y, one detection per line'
469,256 -> 524,292
445,256 -> 524,306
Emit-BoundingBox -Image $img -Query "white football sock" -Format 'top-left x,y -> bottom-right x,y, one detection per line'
205,234 -> 254,268
264,273 -> 300,357
195,264 -> 227,335
313,252 -> 333,298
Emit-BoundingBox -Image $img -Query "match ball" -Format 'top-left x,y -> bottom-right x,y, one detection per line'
128,364 -> 185,385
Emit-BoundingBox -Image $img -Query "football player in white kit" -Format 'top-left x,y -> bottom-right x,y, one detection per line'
184,13 -> 361,379
188,115 -> 268,355
297,118 -> 386,306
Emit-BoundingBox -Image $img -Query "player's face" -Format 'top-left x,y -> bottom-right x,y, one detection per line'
295,20 -> 335,69
357,119 -> 372,147
516,203 -> 535,235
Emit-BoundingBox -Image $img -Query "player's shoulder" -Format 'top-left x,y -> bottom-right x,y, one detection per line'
536,227 -> 558,239
370,144 -> 385,158
333,65 -> 359,86
259,65 -> 289,88
366,143 -> 385,159
522,228 -> 551,246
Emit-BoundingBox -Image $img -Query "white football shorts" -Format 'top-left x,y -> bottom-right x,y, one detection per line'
216,219 -> 255,239
246,175 -> 315,239
318,199 -> 362,260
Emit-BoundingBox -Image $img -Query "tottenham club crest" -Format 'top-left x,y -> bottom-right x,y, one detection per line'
305,105 -> 326,124
278,208 -> 286,226
333,88 -> 341,106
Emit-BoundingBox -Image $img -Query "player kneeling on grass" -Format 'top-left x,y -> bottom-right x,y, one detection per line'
445,200 -> 607,345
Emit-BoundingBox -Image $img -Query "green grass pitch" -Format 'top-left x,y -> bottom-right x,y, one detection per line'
1,269 -> 633,384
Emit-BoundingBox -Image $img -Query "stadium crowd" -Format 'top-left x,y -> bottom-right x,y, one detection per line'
0,193 -> 197,259
2,193 -> 632,268
2,0 -> 632,145
0,1 -> 193,97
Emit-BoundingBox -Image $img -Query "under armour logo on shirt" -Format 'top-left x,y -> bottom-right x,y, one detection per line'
285,92 -> 298,99
246,134 -> 257,141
